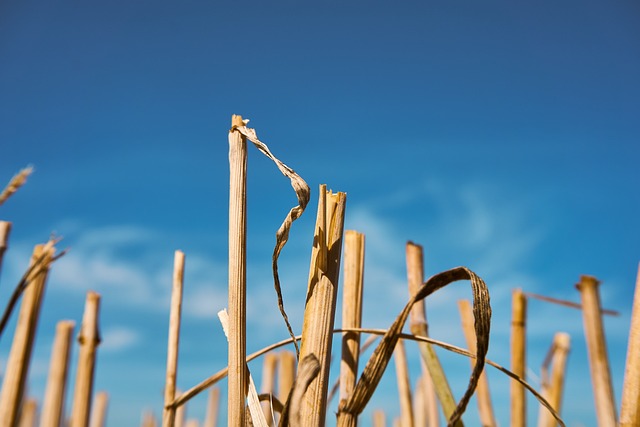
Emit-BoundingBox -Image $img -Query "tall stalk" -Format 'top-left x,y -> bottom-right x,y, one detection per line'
228,114 -> 249,426
576,275 -> 617,425
298,185 -> 347,427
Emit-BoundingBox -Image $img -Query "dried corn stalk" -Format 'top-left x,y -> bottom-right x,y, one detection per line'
0,243 -> 55,425
297,185 -> 346,427
620,264 -> 640,426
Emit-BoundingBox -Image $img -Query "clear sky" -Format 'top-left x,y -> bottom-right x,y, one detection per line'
1,1 -> 639,425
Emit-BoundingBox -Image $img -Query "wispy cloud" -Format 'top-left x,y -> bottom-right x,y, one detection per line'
101,326 -> 140,352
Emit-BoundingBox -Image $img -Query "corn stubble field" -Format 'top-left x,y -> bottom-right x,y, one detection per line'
0,116 -> 638,427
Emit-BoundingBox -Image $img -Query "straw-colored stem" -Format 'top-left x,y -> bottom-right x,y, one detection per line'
89,392 -> 109,427
406,242 -> 460,426
185,421 -> 199,427
298,185 -> 347,427
228,113 -> 248,427
175,396 -> 185,427
261,353 -> 278,426
537,333 -> 570,427
394,339 -> 414,427
40,320 -> 75,427
278,350 -> 296,403
458,299 -> 496,426
142,411 -> 158,427
203,387 -> 219,427
510,288 -> 527,427
418,358 -> 440,427
18,398 -> 37,427
70,291 -> 101,427
413,375 -> 427,427
372,410 -> 386,427
0,221 -> 11,278
163,250 -> 186,427
620,264 -> 640,426
218,310 -> 268,427
337,230 -> 365,427
0,243 -> 54,426
575,275 -> 617,425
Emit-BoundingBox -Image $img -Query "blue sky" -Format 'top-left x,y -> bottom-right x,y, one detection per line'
1,1 -> 639,425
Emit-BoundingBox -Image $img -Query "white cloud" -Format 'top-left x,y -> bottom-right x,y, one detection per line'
100,327 -> 139,352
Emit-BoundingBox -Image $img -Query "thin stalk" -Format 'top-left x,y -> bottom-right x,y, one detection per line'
620,264 -> 640,426
218,309 -> 268,427
0,221 -> 11,279
372,410 -> 386,427
337,230 -> 365,427
175,394 -> 185,427
278,351 -> 296,404
203,387 -> 220,427
228,113 -> 248,426
261,352 -> 278,426
458,299 -> 496,426
89,392 -> 109,427
18,398 -> 37,427
537,333 -> 570,427
70,291 -> 101,427
298,185 -> 347,427
163,250 -> 186,427
0,243 -> 54,425
142,411 -> 158,427
510,288 -> 527,427
40,320 -> 75,427
418,358 -> 440,427
576,275 -> 617,425
394,339 -> 414,427
413,375 -> 427,427
406,242 -> 460,426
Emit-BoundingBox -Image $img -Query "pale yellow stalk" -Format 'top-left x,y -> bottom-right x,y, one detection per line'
203,387 -> 219,427
89,392 -> 109,427
510,288 -> 527,427
621,264 -> 640,426
298,185 -> 347,427
372,410 -> 386,427
175,396 -> 185,427
218,309 -> 268,427
18,398 -> 37,427
0,243 -> 54,425
228,114 -> 248,426
278,350 -> 296,403
418,358 -> 440,427
537,333 -> 570,427
576,275 -> 617,425
458,299 -> 496,426
413,375 -> 427,427
394,339 -> 414,427
0,221 -> 11,277
70,291 -> 101,427
163,250 -> 186,427
142,411 -> 158,427
260,352 -> 278,426
406,242 -> 460,426
40,320 -> 75,427
337,230 -> 365,427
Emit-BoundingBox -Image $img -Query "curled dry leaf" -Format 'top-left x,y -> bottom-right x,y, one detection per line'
232,123 -> 310,358
337,266 -> 490,427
